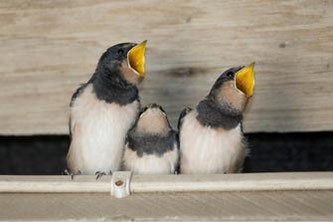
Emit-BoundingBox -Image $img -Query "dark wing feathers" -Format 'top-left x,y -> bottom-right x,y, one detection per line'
69,83 -> 87,141
69,83 -> 87,107
177,106 -> 192,131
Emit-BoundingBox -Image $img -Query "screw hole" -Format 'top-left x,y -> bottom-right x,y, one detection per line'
115,180 -> 124,186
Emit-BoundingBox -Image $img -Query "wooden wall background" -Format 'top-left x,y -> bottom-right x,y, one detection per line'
0,0 -> 332,135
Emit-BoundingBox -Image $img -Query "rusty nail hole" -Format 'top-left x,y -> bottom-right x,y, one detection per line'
115,180 -> 124,186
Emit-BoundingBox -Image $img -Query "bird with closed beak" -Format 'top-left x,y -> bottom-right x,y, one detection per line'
178,63 -> 255,174
122,104 -> 179,174
67,41 -> 147,177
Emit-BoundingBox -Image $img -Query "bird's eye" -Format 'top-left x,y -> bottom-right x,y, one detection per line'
117,49 -> 124,55
226,72 -> 233,77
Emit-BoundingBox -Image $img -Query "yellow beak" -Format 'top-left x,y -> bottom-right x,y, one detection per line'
235,63 -> 255,97
127,40 -> 147,77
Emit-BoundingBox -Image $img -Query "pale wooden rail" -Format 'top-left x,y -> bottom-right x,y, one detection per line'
1,173 -> 333,221
0,0 -> 332,134
0,172 -> 332,193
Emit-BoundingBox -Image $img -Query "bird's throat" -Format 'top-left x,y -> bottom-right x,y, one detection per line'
217,82 -> 249,112
196,99 -> 242,129
91,70 -> 139,105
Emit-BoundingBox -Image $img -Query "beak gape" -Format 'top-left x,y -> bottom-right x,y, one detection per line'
127,40 -> 147,77
235,63 -> 255,97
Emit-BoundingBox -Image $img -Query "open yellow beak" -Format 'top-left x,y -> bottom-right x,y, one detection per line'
235,63 -> 255,97
127,40 -> 147,77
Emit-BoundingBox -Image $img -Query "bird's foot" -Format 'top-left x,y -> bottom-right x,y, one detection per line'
64,169 -> 81,180
63,169 -> 69,175
95,170 -> 113,180
95,171 -> 106,180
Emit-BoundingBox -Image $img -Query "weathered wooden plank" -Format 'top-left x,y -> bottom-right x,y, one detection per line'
0,172 -> 332,193
0,0 -> 332,134
0,191 -> 333,221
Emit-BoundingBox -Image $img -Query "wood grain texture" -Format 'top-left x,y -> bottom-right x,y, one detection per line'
0,191 -> 333,221
0,172 -> 332,193
1,173 -> 333,221
0,0 -> 332,134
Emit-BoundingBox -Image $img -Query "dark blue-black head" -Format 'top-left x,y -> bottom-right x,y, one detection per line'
96,41 -> 147,86
210,66 -> 243,94
207,63 -> 255,111
98,43 -> 136,65
209,64 -> 255,99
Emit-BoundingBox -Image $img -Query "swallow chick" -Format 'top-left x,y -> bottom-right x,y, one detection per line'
178,63 -> 255,174
67,41 -> 147,175
122,104 -> 179,174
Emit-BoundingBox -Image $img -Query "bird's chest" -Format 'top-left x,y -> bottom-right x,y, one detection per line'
72,89 -> 139,140
180,112 -> 245,173
70,86 -> 139,172
123,145 -> 178,174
